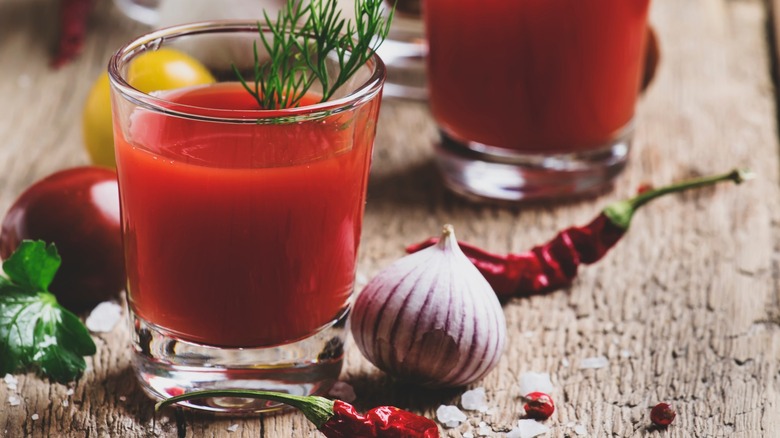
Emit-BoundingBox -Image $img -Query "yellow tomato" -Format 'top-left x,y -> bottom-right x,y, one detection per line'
82,48 -> 215,168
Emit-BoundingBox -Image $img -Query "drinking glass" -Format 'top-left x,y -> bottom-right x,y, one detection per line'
108,22 -> 385,413
424,0 -> 652,201
379,0 -> 427,99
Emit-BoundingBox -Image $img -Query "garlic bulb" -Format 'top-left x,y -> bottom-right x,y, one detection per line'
350,224 -> 507,388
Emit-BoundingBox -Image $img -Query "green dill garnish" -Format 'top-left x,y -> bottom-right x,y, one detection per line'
234,0 -> 392,110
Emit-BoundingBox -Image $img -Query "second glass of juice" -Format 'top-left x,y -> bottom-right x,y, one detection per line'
425,0 -> 651,201
109,22 -> 385,413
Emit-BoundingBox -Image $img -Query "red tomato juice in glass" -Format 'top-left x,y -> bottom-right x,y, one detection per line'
425,0 -> 650,153
114,82 -> 378,348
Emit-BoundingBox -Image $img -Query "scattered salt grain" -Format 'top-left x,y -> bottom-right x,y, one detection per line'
226,424 -> 239,432
461,387 -> 489,413
521,331 -> 535,338
578,356 -> 609,369
506,419 -> 549,438
4,374 -> 18,391
463,433 -> 474,438
119,396 -> 127,402
66,388 -> 74,396
8,395 -> 21,406
31,414 -> 39,421
477,421 -> 492,436
17,74 -> 31,89
62,400 -> 69,407
620,349 -> 632,359
573,424 -> 588,436
354,272 -> 369,290
435,405 -> 467,428
519,372 -> 554,396
561,358 -> 570,368
86,302 -> 123,333
327,381 -> 357,403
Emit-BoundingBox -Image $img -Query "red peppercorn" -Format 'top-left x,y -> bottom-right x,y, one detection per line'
523,392 -> 555,420
650,402 -> 676,427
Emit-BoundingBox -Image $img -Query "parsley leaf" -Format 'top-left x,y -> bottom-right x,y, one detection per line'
0,241 -> 96,382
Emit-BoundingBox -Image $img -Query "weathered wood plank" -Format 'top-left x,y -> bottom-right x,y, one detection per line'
0,0 -> 778,436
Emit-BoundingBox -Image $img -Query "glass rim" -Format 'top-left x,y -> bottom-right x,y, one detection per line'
107,20 -> 387,124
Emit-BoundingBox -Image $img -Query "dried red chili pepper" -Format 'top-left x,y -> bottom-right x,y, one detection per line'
52,0 -> 94,68
156,389 -> 440,438
408,169 -> 751,300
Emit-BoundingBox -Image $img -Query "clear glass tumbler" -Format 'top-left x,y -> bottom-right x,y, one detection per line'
379,0 -> 427,99
108,21 -> 385,413
425,0 -> 652,201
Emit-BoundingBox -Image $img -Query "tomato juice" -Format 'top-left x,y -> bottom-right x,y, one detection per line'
114,82 -> 379,348
425,0 -> 651,153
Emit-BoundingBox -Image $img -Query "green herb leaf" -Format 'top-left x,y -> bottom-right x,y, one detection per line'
237,0 -> 392,109
0,241 -> 96,382
3,240 -> 61,292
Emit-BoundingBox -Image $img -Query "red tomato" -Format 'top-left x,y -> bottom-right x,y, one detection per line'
0,167 -> 124,311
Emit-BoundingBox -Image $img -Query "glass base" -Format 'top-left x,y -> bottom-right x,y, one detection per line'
434,125 -> 633,202
130,310 -> 347,413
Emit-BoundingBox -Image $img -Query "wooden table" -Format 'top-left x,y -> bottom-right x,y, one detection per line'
1,0 -> 779,436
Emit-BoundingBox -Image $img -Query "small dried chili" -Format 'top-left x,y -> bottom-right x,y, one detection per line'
156,389 -> 440,438
53,0 -> 94,68
408,169 -> 751,300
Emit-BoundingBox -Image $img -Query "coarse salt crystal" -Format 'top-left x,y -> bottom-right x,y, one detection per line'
17,74 -> 31,89
226,424 -> 238,432
463,433 -> 474,438
435,405 -> 467,428
31,414 -> 39,421
4,374 -> 18,391
354,272 -> 369,290
477,421 -> 492,436
578,356 -> 609,369
573,424 -> 588,435
506,419 -> 550,438
519,372 -> 554,396
461,387 -> 489,413
86,302 -> 123,333
8,395 -> 21,406
327,381 -> 357,403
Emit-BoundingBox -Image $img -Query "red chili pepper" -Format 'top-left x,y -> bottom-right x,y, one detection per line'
408,169 -> 751,300
156,390 -> 440,438
52,0 -> 94,68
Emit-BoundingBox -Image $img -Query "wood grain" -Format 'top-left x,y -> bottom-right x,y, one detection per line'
1,0 -> 779,436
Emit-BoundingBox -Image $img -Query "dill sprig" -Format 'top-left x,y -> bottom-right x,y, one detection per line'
235,0 -> 392,110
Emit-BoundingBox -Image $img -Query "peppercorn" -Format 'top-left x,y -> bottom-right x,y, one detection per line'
650,402 -> 676,427
523,392 -> 555,421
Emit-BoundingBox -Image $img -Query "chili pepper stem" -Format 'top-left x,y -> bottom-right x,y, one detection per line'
603,168 -> 753,229
155,389 -> 334,428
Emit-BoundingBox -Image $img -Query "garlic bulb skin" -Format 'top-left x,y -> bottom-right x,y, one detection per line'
350,225 -> 507,388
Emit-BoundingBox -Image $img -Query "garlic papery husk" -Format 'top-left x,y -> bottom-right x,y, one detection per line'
350,224 -> 507,388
